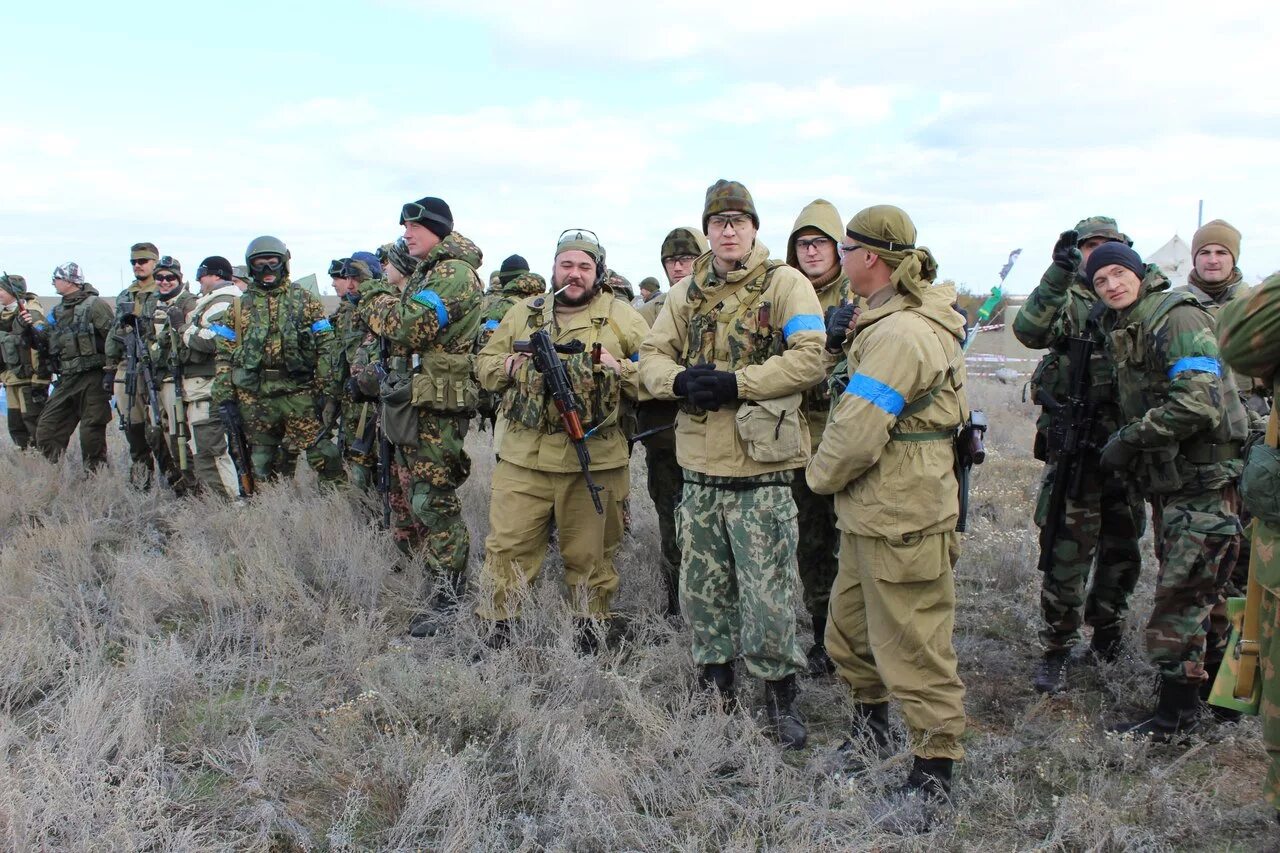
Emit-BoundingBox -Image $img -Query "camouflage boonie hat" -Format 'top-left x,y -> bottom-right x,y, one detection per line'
702,179 -> 759,233
1073,216 -> 1130,247
0,273 -> 28,299
660,226 -> 709,262
130,242 -> 160,261
53,262 -> 85,285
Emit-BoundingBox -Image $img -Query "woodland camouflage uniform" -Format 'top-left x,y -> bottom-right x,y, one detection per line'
785,199 -> 852,664
1013,217 -> 1145,666
329,262 -> 383,492
106,243 -> 168,486
1216,271 -> 1280,812
357,230 -> 484,587
0,275 -> 49,448
151,267 -> 200,492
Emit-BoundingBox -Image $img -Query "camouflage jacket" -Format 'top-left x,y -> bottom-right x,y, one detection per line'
37,285 -> 114,376
104,279 -> 160,369
152,288 -> 198,381
474,271 -> 546,353
1014,261 -> 1124,444
0,294 -> 49,384
1178,272 -> 1258,400
1218,271 -> 1280,388
1101,268 -> 1247,496
212,279 -> 337,404
356,231 -> 484,369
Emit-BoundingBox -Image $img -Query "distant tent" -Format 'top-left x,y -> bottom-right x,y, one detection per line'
293,273 -> 320,296
1148,235 -> 1192,288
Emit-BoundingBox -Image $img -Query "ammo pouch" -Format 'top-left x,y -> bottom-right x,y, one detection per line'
1241,439 -> 1280,525
410,352 -> 478,414
1140,445 -> 1183,495
735,392 -> 805,463
380,376 -> 419,447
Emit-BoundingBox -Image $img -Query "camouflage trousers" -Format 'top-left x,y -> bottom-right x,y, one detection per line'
678,472 -> 806,681
476,460 -> 627,621
1207,496 -> 1251,677
35,370 -> 111,468
791,476 -> 840,644
341,399 -> 378,493
1034,455 -> 1145,652
1147,488 -> 1241,684
4,382 -> 47,449
114,370 -> 170,486
642,441 -> 683,615
826,530 -> 966,761
396,412 -> 471,580
239,389 -> 344,487
1255,520 -> 1280,810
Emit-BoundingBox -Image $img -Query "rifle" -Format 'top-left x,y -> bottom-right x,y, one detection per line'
1034,308 -> 1103,572
954,411 -> 988,533
16,299 -> 57,376
134,325 -> 175,478
518,330 -> 604,514
120,317 -> 139,431
219,401 -> 255,496
169,326 -> 191,475
628,421 -> 675,452
376,337 -> 392,528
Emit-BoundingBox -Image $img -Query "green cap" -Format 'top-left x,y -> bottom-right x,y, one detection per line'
660,226 -> 709,262
0,273 -> 28,299
1073,216 -> 1130,247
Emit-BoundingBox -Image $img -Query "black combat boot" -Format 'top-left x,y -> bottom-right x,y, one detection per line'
575,618 -> 602,655
838,701 -> 894,760
876,756 -> 955,835
1033,650 -> 1070,694
764,674 -> 807,750
408,573 -> 466,638
806,614 -> 836,677
482,619 -> 512,651
1089,627 -> 1123,663
1110,678 -> 1202,742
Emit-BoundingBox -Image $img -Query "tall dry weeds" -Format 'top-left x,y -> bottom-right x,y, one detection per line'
0,382 -> 1274,851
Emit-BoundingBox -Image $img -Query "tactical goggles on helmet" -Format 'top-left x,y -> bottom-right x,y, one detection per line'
328,259 -> 346,277
400,202 -> 452,229
250,256 -> 285,273
556,229 -> 602,250
337,258 -> 365,279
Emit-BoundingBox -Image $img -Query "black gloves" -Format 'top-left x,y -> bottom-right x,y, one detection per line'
825,302 -> 858,352
102,369 -> 116,392
1099,430 -> 1139,472
1051,230 -> 1082,273
673,365 -> 738,411
673,363 -> 712,398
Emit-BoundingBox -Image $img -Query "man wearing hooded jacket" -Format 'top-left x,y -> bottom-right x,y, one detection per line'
807,205 -> 967,816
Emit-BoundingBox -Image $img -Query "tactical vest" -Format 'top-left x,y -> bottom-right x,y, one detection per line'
228,287 -> 319,387
49,294 -> 107,375
0,300 -> 46,381
154,290 -> 197,380
1110,289 -> 1247,493
502,296 -> 627,434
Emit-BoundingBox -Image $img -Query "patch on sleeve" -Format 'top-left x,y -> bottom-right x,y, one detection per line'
209,323 -> 237,341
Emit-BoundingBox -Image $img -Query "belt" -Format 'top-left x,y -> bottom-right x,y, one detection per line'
1182,440 -> 1242,464
683,471 -> 796,490
890,430 -> 954,442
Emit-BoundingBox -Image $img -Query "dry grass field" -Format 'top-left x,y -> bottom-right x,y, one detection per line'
0,379 -> 1275,851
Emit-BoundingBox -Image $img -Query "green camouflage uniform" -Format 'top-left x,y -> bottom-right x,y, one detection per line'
356,231 -> 484,579
105,279 -> 169,484
32,284 -> 114,467
210,279 -> 344,485
331,296 -> 381,491
0,277 -> 50,448
1100,268 -> 1246,685
152,285 -> 200,490
474,270 -> 546,429
1013,221 -> 1145,655
1216,271 -> 1280,810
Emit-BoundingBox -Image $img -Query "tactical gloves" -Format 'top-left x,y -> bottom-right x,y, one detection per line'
672,363 -> 711,398
101,368 -> 116,392
672,364 -> 737,410
825,302 -> 858,352
1051,230 -> 1082,273
1099,430 -> 1140,472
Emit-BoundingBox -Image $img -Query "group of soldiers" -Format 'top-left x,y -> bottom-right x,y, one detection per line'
4,181 -> 1280,831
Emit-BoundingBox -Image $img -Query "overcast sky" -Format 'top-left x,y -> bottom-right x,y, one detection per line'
3,0 -> 1277,297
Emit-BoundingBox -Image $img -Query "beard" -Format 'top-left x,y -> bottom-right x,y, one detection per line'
554,279 -> 596,307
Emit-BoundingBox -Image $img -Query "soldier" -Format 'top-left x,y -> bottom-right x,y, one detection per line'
27,264 -> 113,468
785,199 -> 853,676
1216,271 -> 1280,822
231,266 -> 250,290
635,227 -> 708,618
380,238 -> 415,291
1087,243 -> 1246,740
606,270 -> 635,303
329,257 -> 381,492
640,180 -> 826,749
639,277 -> 661,304
151,256 -> 199,492
106,242 -> 171,487
356,197 -> 484,637
178,256 -> 242,498
806,205 -> 968,818
1013,217 -> 1146,693
475,254 -> 547,432
475,230 -> 648,649
210,236 -> 345,488
0,274 -> 50,448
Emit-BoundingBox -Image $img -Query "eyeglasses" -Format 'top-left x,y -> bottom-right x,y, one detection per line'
707,214 -> 752,232
664,254 -> 698,265
155,274 -> 179,283
837,243 -> 864,260
130,258 -> 153,266
795,237 -> 833,252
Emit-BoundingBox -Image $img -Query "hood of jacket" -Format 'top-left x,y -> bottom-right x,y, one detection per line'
786,199 -> 843,268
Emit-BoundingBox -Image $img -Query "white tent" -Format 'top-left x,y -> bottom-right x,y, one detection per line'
1148,234 -> 1192,288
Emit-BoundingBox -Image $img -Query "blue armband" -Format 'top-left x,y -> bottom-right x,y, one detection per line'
1168,356 -> 1220,379
782,314 -> 824,340
411,289 -> 449,329
844,373 -> 905,416
209,323 -> 237,341
310,318 -> 333,334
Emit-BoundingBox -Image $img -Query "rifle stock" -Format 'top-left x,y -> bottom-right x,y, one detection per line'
527,329 -> 604,514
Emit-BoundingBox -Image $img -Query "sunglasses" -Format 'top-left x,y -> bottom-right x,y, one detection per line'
155,274 -> 179,283
557,228 -> 602,247
131,258 -> 153,266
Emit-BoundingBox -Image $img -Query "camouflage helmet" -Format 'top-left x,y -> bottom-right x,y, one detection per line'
660,227 -> 709,263
555,229 -> 606,285
155,255 -> 182,279
1073,216 -> 1131,247
231,265 -> 250,283
0,272 -> 28,299
52,262 -> 85,286
702,179 -> 759,234
639,275 -> 661,295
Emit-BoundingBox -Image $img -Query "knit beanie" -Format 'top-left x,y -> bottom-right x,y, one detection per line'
1192,219 -> 1241,264
1084,242 -> 1145,284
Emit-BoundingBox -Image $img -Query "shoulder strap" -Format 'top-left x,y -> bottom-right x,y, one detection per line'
896,309 -> 965,421
1235,406 -> 1278,699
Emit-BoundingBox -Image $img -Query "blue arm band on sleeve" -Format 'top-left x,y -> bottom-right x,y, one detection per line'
411,289 -> 449,329
782,314 -> 825,340
483,319 -> 499,331
310,318 -> 333,334
46,310 -> 56,325
629,352 -> 640,362
209,323 -> 237,341
844,373 -> 906,416
1168,356 -> 1221,379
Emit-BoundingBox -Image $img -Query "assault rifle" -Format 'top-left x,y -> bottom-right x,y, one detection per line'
1034,306 -> 1104,573
169,326 -> 191,476
376,337 -> 392,528
516,331 -> 604,514
219,401 -> 254,496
